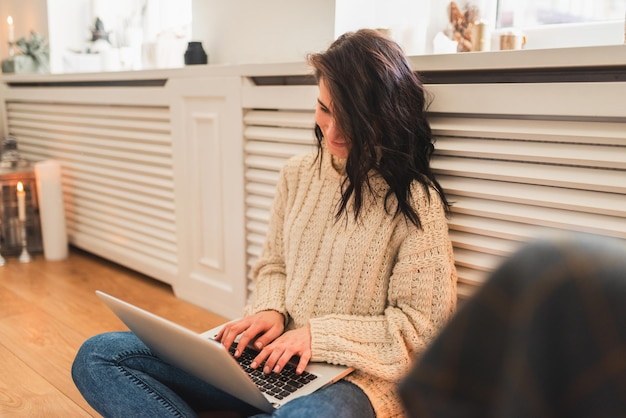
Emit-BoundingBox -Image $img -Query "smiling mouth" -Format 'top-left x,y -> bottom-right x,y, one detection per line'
328,138 -> 347,147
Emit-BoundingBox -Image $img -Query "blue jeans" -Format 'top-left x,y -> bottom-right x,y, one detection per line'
72,331 -> 374,418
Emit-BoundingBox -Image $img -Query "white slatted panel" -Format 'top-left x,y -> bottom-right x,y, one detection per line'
243,109 -> 317,295
430,115 -> 626,298
242,81 -> 626,303
5,100 -> 177,283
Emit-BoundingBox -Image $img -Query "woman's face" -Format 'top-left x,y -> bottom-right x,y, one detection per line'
316,78 -> 349,159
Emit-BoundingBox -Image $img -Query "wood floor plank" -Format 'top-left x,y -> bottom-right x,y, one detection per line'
1,249 -> 227,332
0,247 -> 229,416
0,344 -> 92,417
0,285 -> 103,415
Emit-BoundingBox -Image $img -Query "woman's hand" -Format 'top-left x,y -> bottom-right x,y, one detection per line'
215,310 -> 284,357
251,325 -> 312,375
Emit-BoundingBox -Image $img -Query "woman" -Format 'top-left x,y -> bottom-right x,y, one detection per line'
72,29 -> 457,417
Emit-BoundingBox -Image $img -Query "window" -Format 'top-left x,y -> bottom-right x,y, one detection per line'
494,0 -> 625,50
496,0 -> 624,27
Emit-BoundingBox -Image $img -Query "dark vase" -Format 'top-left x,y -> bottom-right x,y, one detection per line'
184,41 -> 208,65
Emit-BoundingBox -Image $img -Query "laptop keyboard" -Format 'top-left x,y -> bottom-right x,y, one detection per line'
229,342 -> 318,400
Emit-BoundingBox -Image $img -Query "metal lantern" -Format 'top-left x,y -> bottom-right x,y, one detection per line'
0,136 -> 43,260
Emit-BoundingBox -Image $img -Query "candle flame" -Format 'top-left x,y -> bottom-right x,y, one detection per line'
7,16 -> 12,25
17,181 -> 23,192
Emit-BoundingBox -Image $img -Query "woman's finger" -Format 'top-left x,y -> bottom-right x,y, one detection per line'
295,350 -> 311,374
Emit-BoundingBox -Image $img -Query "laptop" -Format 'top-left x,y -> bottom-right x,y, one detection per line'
96,290 -> 353,413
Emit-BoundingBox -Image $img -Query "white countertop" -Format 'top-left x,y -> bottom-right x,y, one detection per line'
406,44 -> 626,72
1,45 -> 624,83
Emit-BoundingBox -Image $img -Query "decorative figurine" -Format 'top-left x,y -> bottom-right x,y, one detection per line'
447,1 -> 479,52
88,17 -> 112,53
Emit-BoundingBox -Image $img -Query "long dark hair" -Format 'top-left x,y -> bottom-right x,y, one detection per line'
307,29 -> 451,228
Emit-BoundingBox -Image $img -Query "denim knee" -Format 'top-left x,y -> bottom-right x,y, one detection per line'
72,332 -> 142,389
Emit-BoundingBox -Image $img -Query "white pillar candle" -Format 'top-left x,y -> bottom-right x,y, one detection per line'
7,16 -> 14,44
35,160 -> 68,261
17,181 -> 26,221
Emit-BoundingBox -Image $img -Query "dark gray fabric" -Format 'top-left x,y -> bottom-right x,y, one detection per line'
399,234 -> 626,418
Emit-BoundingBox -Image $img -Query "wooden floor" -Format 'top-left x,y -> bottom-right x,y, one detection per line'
0,247 -> 227,417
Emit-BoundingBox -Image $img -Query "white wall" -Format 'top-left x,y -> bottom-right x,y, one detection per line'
189,0 -> 476,64
335,0 -> 433,55
189,0 -> 468,63
191,0 -> 336,65
47,0 -> 92,74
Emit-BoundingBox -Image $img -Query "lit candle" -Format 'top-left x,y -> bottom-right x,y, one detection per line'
7,16 -> 14,44
17,181 -> 26,222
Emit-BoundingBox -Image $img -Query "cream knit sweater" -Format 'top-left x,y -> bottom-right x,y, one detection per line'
245,150 -> 457,417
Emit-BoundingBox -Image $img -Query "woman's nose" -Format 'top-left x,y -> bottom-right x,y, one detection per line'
323,118 -> 335,135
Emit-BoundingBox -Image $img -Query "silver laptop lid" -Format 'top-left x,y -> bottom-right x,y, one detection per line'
96,291 -> 352,412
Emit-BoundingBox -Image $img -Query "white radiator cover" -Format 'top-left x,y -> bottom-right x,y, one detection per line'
241,81 -> 626,300
5,97 -> 178,283
1,65 -> 625,315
